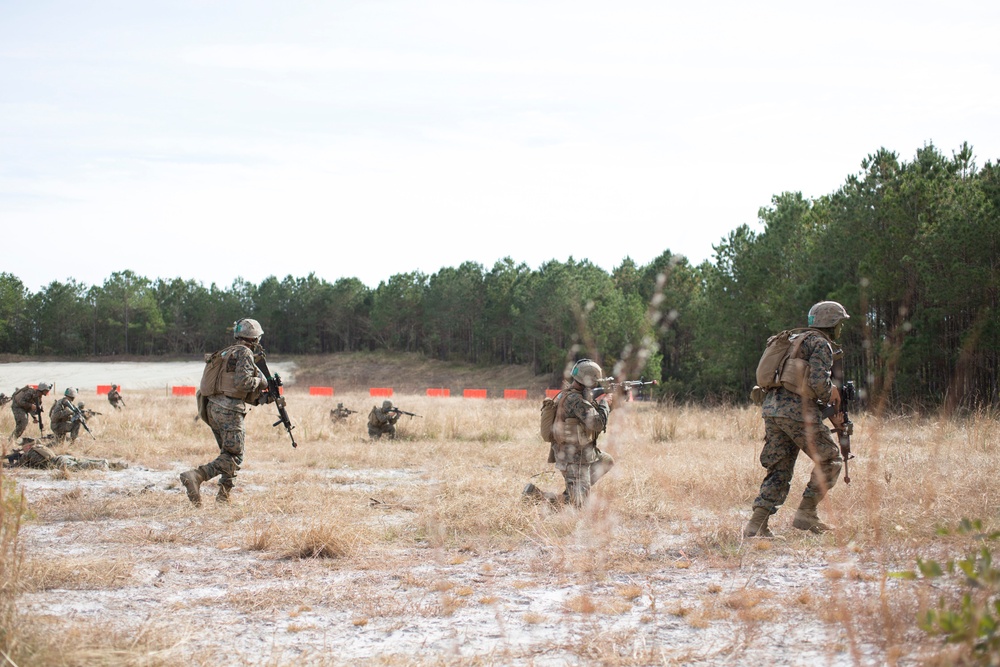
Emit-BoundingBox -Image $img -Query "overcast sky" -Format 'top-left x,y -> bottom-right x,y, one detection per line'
2,1 -> 998,294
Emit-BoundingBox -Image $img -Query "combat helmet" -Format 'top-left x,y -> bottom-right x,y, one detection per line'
382,400 -> 393,410
570,359 -> 603,388
37,382 -> 52,392
234,318 -> 264,340
64,387 -> 77,398
808,301 -> 850,328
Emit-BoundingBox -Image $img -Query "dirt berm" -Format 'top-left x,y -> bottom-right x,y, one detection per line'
290,351 -> 557,397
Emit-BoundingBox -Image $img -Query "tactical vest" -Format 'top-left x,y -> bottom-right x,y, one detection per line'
50,398 -> 74,424
200,344 -> 257,401
22,444 -> 56,468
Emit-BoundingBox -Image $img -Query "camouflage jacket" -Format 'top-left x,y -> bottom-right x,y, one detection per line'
368,407 -> 400,428
12,386 -> 44,412
551,384 -> 610,468
762,330 -> 836,422
50,397 -> 76,426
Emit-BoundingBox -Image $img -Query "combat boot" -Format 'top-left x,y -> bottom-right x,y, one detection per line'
179,469 -> 207,506
522,483 -> 543,501
522,483 -> 563,506
216,482 -> 233,504
792,496 -> 834,533
744,507 -> 776,538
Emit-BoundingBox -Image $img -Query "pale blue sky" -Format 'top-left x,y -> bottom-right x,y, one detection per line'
2,1 -> 997,292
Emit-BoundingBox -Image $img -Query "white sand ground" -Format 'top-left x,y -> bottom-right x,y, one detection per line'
0,360 -> 297,394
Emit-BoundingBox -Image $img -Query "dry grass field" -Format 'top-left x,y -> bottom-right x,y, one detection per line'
2,378 -> 1000,666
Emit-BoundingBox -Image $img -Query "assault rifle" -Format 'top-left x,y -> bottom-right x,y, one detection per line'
822,380 -> 855,484
592,377 -> 659,400
388,407 -> 422,418
69,404 -> 96,440
33,398 -> 45,436
330,408 -> 358,419
255,351 -> 298,448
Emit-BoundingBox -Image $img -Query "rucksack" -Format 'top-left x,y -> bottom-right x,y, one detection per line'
755,328 -> 815,396
539,392 -> 563,443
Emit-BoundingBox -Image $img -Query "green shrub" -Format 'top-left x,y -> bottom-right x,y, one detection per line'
894,518 -> 1000,665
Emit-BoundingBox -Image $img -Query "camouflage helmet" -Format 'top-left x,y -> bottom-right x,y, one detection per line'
570,359 -> 603,388
111,384 -> 118,390
233,318 -> 264,340
382,400 -> 393,410
77,402 -> 86,408
808,301 -> 850,328
337,402 -> 344,408
64,387 -> 77,398
37,382 -> 52,392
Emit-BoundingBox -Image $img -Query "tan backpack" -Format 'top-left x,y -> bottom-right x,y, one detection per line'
755,328 -> 815,397
540,391 -> 565,443
539,392 -> 564,464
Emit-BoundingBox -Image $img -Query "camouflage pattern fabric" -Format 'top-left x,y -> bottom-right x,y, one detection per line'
49,397 -> 80,442
107,388 -> 123,409
330,406 -> 352,421
761,330 -> 835,422
550,384 -> 614,505
20,444 -> 112,471
560,451 -> 615,507
751,416 -> 843,514
9,387 -> 46,440
194,397 -> 246,490
551,385 -> 610,469
367,406 -> 399,440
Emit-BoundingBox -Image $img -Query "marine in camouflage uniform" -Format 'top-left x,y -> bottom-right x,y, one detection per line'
330,402 -> 354,422
525,359 -> 614,508
745,301 -> 850,538
4,439 -> 126,471
50,387 -> 83,443
368,400 -> 400,440
76,402 -> 102,420
107,385 -> 124,410
8,382 -> 51,442
179,318 -> 271,506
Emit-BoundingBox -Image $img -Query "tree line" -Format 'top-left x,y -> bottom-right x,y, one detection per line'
1,143 -> 996,410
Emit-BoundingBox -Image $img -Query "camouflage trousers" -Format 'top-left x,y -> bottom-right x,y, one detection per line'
560,450 -> 615,508
10,406 -> 35,440
368,424 -> 396,440
195,402 -> 246,491
752,416 -> 843,514
51,420 -> 81,443
22,446 -> 111,471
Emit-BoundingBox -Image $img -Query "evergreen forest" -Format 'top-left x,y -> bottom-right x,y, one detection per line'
1,144 -> 997,410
